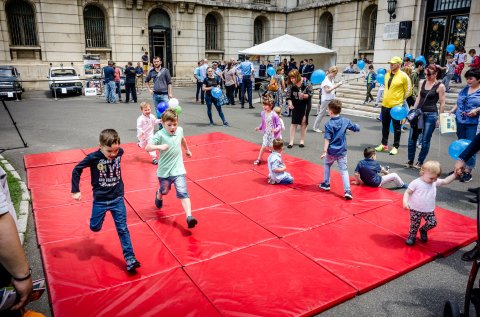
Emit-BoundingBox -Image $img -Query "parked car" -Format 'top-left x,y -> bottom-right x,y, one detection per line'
48,66 -> 83,97
0,66 -> 23,100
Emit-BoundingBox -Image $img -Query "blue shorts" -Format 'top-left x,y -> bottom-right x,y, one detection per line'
158,174 -> 189,199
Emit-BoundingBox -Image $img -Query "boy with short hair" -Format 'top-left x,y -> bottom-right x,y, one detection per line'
267,139 -> 293,185
319,100 -> 360,200
137,101 -> 161,165
71,129 -> 140,272
363,64 -> 376,104
352,147 -> 408,188
145,109 -> 197,228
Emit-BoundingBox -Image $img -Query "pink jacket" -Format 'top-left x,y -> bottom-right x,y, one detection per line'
258,111 -> 282,139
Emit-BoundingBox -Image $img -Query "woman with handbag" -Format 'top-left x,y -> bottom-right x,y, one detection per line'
202,67 -> 230,126
448,68 -> 480,183
405,64 -> 446,169
223,62 -> 237,106
286,69 -> 312,148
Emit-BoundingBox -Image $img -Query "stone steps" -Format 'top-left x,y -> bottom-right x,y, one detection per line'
172,77 -> 195,87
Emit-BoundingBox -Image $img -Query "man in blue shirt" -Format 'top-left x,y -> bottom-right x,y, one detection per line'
193,60 -> 203,103
238,58 -> 255,109
102,60 -> 116,103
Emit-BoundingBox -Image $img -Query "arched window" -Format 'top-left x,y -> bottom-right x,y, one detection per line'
205,14 -> 219,50
84,5 -> 107,48
318,12 -> 333,49
361,5 -> 377,50
254,17 -> 264,45
6,0 -> 38,46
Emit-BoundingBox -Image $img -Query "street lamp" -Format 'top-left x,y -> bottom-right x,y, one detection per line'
387,0 -> 397,21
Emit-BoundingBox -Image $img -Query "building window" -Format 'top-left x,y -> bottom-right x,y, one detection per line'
318,12 -> 333,49
6,0 -> 38,46
430,0 -> 471,11
205,14 -> 218,50
254,17 -> 265,45
360,5 -> 377,51
84,5 -> 107,48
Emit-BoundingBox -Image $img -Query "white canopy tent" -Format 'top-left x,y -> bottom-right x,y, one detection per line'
239,34 -> 336,71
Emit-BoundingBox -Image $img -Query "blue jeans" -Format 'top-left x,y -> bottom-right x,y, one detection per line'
105,81 -> 117,103
158,174 -> 189,199
115,82 -> 122,100
278,174 -> 294,184
205,94 -> 227,124
407,112 -> 438,164
241,76 -> 253,107
456,122 -> 477,169
323,154 -> 350,192
91,197 -> 135,261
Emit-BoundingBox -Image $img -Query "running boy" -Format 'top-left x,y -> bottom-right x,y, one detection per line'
352,147 -> 408,188
403,160 -> 457,245
137,101 -> 161,164
71,129 -> 140,272
267,139 -> 293,185
319,100 -> 360,200
145,109 -> 198,228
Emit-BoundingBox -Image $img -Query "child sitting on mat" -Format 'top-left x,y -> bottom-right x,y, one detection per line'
352,147 -> 408,189
254,93 -> 282,165
267,139 -> 293,185
71,129 -> 140,272
145,109 -> 198,229
403,160 -> 457,246
319,99 -> 360,200
137,101 -> 162,165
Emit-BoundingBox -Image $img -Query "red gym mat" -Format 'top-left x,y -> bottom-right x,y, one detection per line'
147,205 -> 276,266
283,216 -> 436,293
185,239 -> 357,316
34,201 -> 142,245
25,132 -> 477,316
53,268 -> 221,317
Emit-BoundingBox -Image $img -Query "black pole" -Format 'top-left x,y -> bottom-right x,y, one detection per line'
0,99 -> 28,153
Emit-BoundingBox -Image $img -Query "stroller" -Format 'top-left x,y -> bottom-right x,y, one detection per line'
444,189 -> 480,317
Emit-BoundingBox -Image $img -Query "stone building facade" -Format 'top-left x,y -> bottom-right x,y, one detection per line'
0,0 -> 478,89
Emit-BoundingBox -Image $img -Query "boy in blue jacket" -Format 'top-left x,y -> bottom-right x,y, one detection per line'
319,100 -> 360,199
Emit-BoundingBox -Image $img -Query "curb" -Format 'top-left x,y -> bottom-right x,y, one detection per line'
0,154 -> 30,245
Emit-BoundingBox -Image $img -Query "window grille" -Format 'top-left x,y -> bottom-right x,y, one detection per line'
367,10 -> 377,50
432,0 -> 471,11
6,0 -> 38,46
318,13 -> 333,49
254,18 -> 264,45
84,5 -> 107,48
253,0 -> 271,4
205,14 -> 218,50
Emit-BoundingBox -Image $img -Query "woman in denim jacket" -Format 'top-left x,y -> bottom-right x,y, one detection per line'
449,68 -> 480,183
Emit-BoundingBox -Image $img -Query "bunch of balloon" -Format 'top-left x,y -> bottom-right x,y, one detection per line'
404,53 -> 414,60
157,101 -> 169,118
376,73 -> 385,85
378,68 -> 386,75
168,98 -> 182,115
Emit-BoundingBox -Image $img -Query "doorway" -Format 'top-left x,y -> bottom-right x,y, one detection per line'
422,0 -> 470,65
148,8 -> 173,74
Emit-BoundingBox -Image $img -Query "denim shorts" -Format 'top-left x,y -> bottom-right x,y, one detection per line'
158,174 -> 189,199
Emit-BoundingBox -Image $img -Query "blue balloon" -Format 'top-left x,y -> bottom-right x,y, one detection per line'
156,101 -> 168,116
378,68 -> 386,75
267,67 -> 276,77
390,106 -> 408,120
446,44 -> 455,53
357,60 -> 365,70
449,139 -> 472,160
211,87 -> 222,99
415,55 -> 427,66
310,69 -> 326,85
405,53 -> 413,60
376,73 -> 385,85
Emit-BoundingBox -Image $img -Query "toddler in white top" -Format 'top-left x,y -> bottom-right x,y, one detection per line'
273,106 -> 285,139
137,102 -> 162,164
403,160 -> 457,246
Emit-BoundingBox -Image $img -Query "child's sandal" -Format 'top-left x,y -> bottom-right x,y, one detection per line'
253,159 -> 261,165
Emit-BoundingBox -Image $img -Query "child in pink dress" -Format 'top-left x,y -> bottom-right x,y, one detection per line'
254,94 -> 282,165
137,102 -> 162,164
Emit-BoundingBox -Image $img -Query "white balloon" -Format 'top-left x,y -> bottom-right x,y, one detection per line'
168,98 -> 179,108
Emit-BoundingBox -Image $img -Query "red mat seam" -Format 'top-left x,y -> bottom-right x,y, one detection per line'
193,169 -> 254,182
